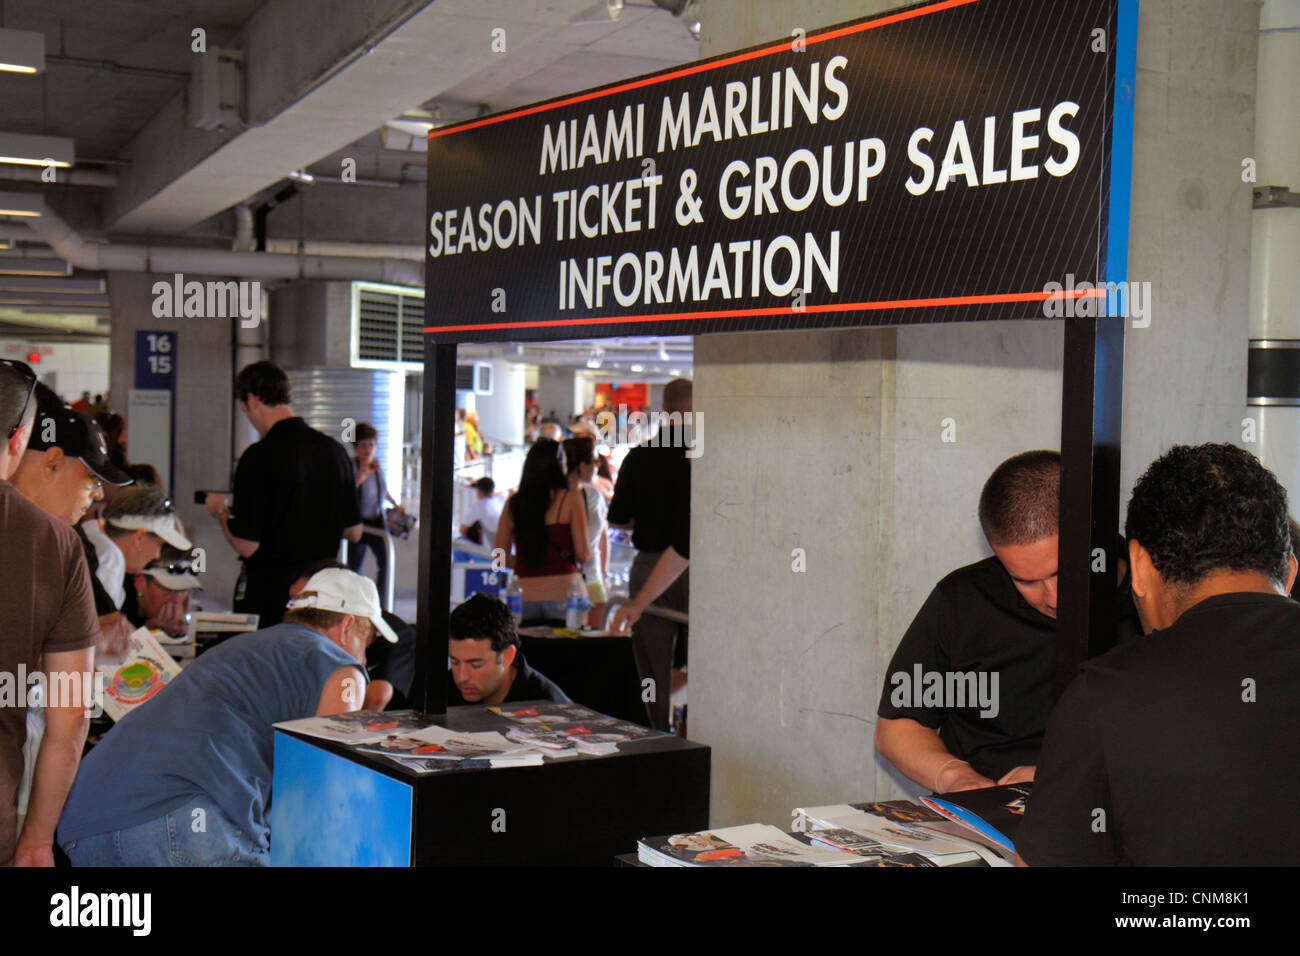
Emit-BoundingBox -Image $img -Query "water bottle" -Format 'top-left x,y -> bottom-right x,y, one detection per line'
565,577 -> 588,630
506,572 -> 523,624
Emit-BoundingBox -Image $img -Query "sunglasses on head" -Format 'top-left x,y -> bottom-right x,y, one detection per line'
1,360 -> 37,441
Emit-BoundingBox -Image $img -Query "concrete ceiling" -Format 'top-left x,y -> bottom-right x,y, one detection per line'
0,0 -> 699,348
1,0 -> 261,160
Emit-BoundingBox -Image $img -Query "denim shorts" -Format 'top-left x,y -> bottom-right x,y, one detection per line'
61,795 -> 268,867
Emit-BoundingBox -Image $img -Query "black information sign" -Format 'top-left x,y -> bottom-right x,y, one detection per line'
424,0 -> 1131,344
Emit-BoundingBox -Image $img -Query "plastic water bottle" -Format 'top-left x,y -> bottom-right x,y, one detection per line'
506,573 -> 523,624
565,577 -> 588,630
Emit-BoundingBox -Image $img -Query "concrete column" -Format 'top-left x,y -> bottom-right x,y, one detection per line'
472,358 -> 526,447
536,365 -> 581,421
107,272 -> 239,609
689,0 -> 1259,827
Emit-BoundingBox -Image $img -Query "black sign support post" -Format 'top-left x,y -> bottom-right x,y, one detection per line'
417,339 -> 457,714
1058,314 -> 1126,693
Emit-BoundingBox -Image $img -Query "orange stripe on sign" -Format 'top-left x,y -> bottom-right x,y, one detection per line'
428,0 -> 981,140
421,287 -> 1103,334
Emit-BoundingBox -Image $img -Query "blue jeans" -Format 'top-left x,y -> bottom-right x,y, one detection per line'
347,530 -> 389,603
61,795 -> 268,867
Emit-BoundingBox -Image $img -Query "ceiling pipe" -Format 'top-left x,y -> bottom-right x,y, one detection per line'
233,204 -> 254,252
0,166 -> 119,187
262,238 -> 423,261
24,201 -> 423,285
254,183 -> 300,252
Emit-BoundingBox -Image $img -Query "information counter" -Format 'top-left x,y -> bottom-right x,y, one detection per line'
269,701 -> 709,866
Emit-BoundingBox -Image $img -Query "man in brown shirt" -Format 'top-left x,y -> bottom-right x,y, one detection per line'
0,360 -> 98,866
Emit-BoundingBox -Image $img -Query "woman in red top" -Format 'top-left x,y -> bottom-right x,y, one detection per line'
495,439 -> 590,621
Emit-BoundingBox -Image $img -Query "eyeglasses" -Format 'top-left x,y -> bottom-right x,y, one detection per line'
1,359 -> 37,440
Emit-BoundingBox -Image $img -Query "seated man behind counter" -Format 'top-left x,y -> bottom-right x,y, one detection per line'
874,450 -> 1140,793
446,594 -> 570,707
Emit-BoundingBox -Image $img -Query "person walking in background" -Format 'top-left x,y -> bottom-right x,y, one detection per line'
347,421 -> 404,602
568,421 -> 616,501
564,435 -> 610,625
94,412 -> 128,472
494,438 -> 590,622
205,361 -> 362,627
607,378 -> 692,731
459,477 -> 504,546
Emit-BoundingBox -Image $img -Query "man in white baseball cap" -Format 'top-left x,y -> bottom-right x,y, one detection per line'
81,485 -> 192,655
59,566 -> 390,867
123,548 -> 202,639
284,567 -> 400,646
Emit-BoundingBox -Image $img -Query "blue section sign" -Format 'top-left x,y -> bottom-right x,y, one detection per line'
134,331 -> 177,389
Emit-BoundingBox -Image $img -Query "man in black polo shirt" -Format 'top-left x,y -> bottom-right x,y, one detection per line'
607,378 -> 693,730
875,450 -> 1139,794
446,594 -> 570,706
1017,444 -> 1300,866
205,362 -> 362,627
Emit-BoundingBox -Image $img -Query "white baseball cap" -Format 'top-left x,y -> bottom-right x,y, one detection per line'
108,512 -> 192,551
283,568 -> 399,643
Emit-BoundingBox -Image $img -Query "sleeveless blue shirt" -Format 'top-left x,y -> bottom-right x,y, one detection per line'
58,623 -> 363,844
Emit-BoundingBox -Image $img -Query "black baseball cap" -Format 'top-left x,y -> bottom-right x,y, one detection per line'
27,386 -> 132,486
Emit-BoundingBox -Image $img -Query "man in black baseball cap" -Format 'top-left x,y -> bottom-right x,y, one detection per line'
13,384 -> 132,525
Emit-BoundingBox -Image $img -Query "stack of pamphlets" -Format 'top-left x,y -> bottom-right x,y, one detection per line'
491,703 -> 663,756
276,703 -> 664,773
488,703 -> 604,724
637,824 -> 881,867
804,828 -> 936,866
187,611 -> 259,654
795,799 -> 1011,866
274,712 -> 541,772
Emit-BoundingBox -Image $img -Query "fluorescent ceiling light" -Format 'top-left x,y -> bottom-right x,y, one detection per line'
0,191 -> 44,217
0,258 -> 70,277
0,276 -> 103,294
0,133 -> 74,168
0,28 -> 45,75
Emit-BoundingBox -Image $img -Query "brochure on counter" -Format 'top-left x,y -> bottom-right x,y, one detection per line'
274,704 -> 664,772
921,783 -> 1032,855
796,798 -> 1015,867
637,824 -> 941,867
100,628 -> 183,722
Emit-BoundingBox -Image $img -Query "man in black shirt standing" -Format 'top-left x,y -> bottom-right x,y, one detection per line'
607,378 -> 693,730
1017,444 -> 1300,866
875,450 -> 1140,794
206,362 -> 361,627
